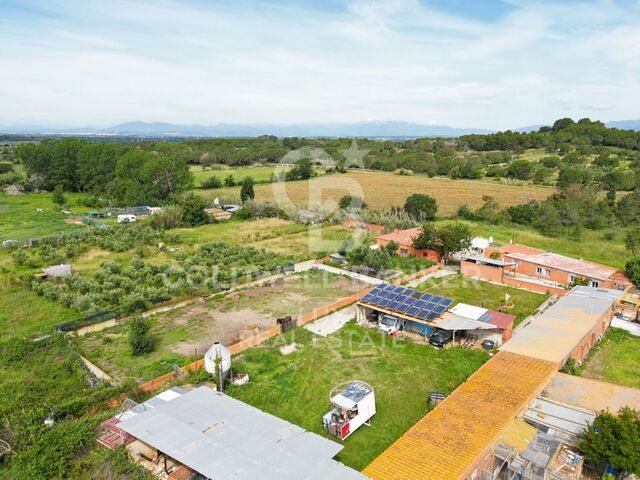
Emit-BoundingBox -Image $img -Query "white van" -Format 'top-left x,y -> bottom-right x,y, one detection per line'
117,214 -> 137,224
378,314 -> 404,336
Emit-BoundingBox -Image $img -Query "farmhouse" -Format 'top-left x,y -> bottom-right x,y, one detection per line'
364,286 -> 623,480
375,227 -> 441,263
115,385 -> 367,479
461,243 -> 630,295
356,283 -> 514,346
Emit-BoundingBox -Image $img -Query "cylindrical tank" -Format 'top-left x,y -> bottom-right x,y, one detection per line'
204,342 -> 232,378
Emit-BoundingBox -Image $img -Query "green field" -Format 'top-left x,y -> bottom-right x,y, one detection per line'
0,283 -> 81,340
0,192 -> 90,240
190,165 -> 284,186
415,274 -> 547,326
578,328 -> 640,388
227,323 -> 488,470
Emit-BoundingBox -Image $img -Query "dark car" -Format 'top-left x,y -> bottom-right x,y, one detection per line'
429,330 -> 453,348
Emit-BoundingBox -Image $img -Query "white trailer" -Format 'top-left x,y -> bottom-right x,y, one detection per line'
117,214 -> 137,224
322,381 -> 375,440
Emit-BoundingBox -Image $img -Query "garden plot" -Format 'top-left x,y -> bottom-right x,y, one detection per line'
75,270 -> 368,382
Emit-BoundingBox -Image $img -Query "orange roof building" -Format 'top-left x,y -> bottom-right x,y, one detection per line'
363,352 -> 558,480
376,227 -> 441,263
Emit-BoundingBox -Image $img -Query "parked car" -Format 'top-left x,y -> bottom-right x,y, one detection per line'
378,314 -> 404,336
429,330 -> 453,348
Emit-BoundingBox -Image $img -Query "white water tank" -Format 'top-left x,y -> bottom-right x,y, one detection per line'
204,342 -> 232,378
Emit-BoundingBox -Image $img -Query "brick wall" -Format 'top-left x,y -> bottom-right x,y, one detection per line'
460,261 -> 504,284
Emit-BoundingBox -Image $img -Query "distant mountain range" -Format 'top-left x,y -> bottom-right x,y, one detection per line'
1,119 -> 639,137
0,121 -> 493,138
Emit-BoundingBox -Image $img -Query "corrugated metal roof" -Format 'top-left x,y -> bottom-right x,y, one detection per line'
462,255 -> 515,267
437,314 -> 496,331
363,352 -> 557,480
500,286 -> 623,363
119,386 -> 367,480
478,310 -> 515,330
542,373 -> 640,412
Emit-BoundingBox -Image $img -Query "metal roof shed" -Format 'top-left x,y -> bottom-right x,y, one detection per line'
118,386 -> 367,480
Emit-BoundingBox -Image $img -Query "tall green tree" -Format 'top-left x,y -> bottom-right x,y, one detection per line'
404,193 -> 437,220
412,223 -> 472,260
52,185 -> 66,206
240,176 -> 255,203
579,407 -> 640,475
128,315 -> 154,356
179,193 -> 209,227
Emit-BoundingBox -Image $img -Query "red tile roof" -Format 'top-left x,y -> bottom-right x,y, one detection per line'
376,227 -> 422,247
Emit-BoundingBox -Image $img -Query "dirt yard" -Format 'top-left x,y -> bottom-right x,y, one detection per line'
76,270 -> 369,382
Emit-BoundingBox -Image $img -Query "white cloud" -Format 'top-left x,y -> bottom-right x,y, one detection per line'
0,0 -> 639,129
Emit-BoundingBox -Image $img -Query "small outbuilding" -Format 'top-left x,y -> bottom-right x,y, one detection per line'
42,264 -> 73,279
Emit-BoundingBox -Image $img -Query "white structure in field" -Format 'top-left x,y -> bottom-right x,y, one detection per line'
117,214 -> 136,223
323,381 -> 376,440
204,342 -> 232,389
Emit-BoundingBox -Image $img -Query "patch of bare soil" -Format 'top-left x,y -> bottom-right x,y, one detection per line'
331,276 -> 368,293
170,307 -> 274,356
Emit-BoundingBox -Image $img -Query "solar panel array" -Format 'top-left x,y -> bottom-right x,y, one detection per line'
360,283 -> 454,322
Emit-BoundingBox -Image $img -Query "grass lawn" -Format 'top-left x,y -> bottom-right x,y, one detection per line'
577,327 -> 640,389
414,274 -> 547,326
177,218 -> 361,262
0,282 -> 81,340
75,270 -> 368,382
0,192 -> 90,240
227,323 -> 489,470
190,165 -> 283,186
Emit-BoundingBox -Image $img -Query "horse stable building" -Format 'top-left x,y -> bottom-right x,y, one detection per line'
461,243 -> 630,296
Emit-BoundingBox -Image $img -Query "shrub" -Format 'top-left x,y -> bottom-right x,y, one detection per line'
240,177 -> 255,203
128,315 -> 154,356
338,195 -> 367,209
224,174 -> 236,187
200,176 -> 222,189
52,185 -> 66,206
560,357 -> 577,375
626,257 -> 640,287
0,161 -> 14,174
149,205 -> 183,230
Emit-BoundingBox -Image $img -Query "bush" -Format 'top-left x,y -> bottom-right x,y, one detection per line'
560,357 -> 577,375
404,193 -> 437,221
52,185 -> 66,206
338,195 -> 367,209
179,193 -> 209,227
128,315 -> 154,356
0,161 -> 14,174
200,176 -> 222,189
224,174 -> 235,187
626,257 -> 640,287
148,205 -> 183,230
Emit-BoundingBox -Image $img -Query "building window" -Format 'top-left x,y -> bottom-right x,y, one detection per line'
568,274 -> 576,284
536,267 -> 551,277
590,280 -> 599,288
399,248 -> 408,256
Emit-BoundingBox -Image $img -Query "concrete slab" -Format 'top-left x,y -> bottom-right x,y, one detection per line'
304,306 -> 356,337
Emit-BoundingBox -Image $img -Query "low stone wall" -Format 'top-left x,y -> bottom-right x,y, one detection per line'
78,354 -> 113,383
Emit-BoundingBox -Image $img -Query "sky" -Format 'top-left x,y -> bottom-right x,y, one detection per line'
1,0 -> 639,130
